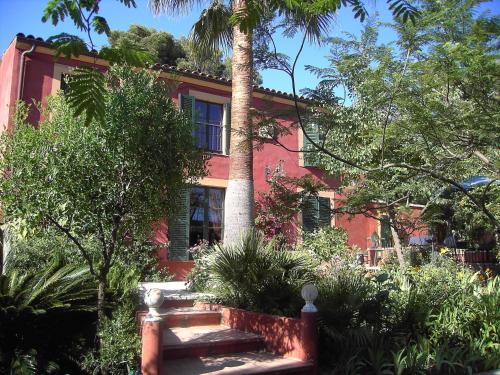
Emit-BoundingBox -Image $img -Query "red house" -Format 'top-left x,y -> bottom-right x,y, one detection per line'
0,34 -> 425,279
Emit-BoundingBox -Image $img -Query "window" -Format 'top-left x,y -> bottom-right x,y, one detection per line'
194,101 -> 223,153
180,95 -> 230,155
302,196 -> 331,233
168,186 -> 224,260
380,216 -> 393,248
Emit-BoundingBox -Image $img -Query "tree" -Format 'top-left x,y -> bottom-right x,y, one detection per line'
261,0 -> 498,261
108,24 -> 186,65
176,36 -> 230,76
0,66 -> 205,337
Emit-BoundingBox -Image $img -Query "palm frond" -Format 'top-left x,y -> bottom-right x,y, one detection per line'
46,33 -> 89,58
191,0 -> 233,53
387,0 -> 419,25
149,0 -> 208,15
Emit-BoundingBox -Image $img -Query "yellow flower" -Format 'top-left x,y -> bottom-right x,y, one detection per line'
440,247 -> 450,254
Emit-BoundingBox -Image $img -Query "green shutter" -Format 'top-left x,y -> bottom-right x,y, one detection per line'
223,102 -> 231,155
303,122 -> 320,167
180,94 -> 196,127
302,196 -> 319,233
318,197 -> 331,228
168,189 -> 190,260
302,196 -> 331,233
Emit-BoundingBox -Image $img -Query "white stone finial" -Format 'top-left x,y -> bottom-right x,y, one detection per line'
301,284 -> 318,312
144,288 -> 164,321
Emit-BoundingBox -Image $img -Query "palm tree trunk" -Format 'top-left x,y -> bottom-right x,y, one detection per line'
223,0 -> 254,246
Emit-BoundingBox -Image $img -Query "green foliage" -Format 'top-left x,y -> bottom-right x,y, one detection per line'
0,256 -> 96,374
82,304 -> 140,375
65,65 -> 105,125
82,265 -> 142,374
186,240 -> 215,292
5,230 -> 83,274
255,173 -> 324,242
0,65 -> 205,328
302,0 -> 499,232
42,1 -> 155,124
300,226 -> 353,263
108,24 -> 186,66
209,230 -> 315,316
317,257 -> 500,374
3,229 -> 168,374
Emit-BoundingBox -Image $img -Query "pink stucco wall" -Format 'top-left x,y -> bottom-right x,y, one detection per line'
0,39 -> 21,132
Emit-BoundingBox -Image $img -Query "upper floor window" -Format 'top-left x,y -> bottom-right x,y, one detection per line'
180,94 -> 230,155
195,100 -> 223,153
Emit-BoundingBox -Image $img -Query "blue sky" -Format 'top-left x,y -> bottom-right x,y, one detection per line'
1,0 -> 498,93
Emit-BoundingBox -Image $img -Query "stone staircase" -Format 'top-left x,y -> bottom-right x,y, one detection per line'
139,282 -> 315,375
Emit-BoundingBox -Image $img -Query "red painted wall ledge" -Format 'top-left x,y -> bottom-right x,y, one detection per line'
196,302 -> 317,368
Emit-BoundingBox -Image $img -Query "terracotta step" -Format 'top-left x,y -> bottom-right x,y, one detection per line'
162,298 -> 196,309
163,325 -> 264,359
164,351 -> 314,374
162,307 -> 221,327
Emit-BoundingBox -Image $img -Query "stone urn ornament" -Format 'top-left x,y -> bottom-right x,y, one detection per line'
144,288 -> 164,321
301,283 -> 318,312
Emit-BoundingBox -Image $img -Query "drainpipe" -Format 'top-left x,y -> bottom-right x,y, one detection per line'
17,43 -> 36,100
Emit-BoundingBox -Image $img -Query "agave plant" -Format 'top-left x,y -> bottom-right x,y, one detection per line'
0,254 -> 96,374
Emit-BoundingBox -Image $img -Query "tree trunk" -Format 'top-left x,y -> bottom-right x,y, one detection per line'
388,210 -> 406,268
223,0 -> 255,246
97,279 -> 106,325
97,277 -> 107,375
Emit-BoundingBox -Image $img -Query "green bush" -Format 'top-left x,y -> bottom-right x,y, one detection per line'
317,261 -> 500,374
209,230 -> 315,316
4,230 -> 169,374
186,240 -> 216,292
0,255 -> 96,374
299,226 -> 356,264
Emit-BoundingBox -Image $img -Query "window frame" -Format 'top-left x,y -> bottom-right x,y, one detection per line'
194,100 -> 224,153
188,186 -> 225,249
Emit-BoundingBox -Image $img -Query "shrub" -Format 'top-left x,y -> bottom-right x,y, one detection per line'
0,255 -> 96,374
185,240 -> 215,292
209,230 -> 315,316
299,226 -> 356,264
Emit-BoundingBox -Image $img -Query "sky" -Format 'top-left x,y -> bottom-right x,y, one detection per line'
1,0 -> 499,94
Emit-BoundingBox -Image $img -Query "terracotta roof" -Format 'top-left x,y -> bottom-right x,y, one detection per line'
15,33 -> 308,102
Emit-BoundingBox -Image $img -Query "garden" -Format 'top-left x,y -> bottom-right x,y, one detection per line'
0,0 -> 499,374
187,228 -> 500,374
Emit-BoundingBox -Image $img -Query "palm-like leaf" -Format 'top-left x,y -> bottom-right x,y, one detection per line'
0,256 -> 96,373
191,0 -> 233,53
149,0 -> 208,15
209,230 -> 315,315
65,66 -> 106,126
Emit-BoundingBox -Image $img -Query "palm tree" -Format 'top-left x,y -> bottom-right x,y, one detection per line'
149,0 -> 255,245
149,0 -> 341,245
